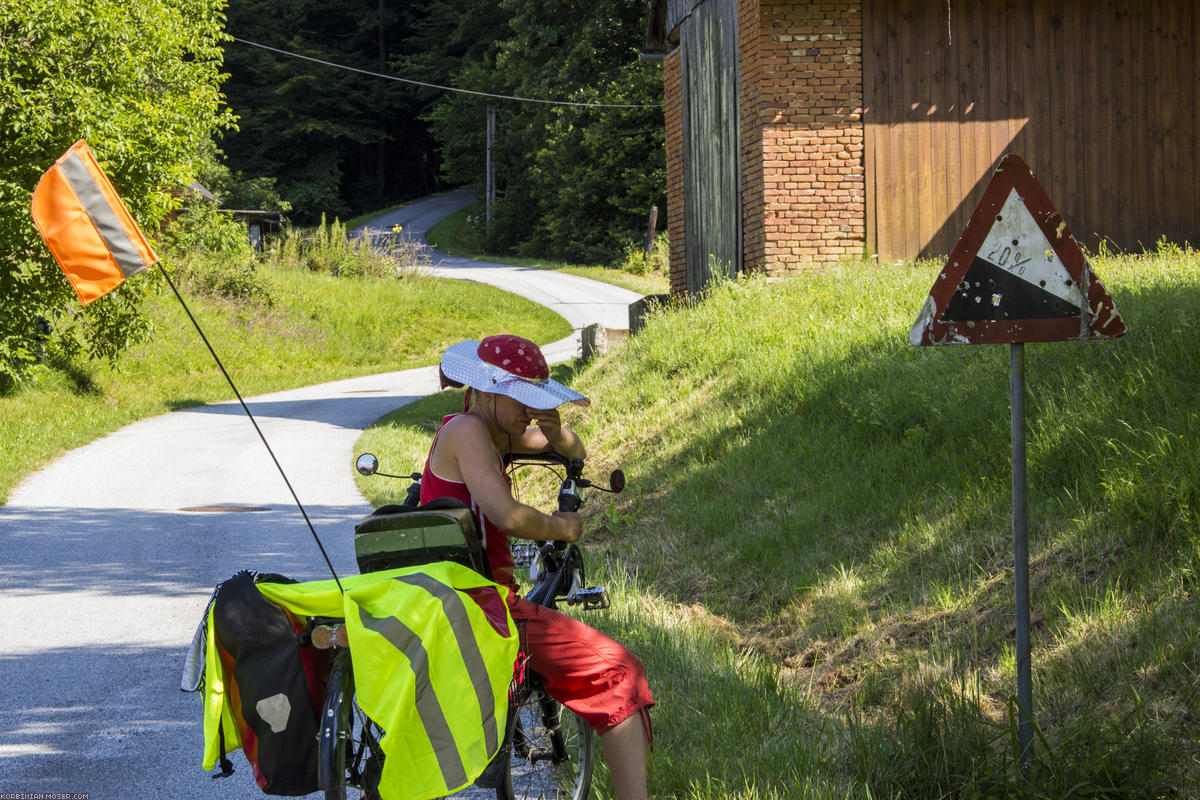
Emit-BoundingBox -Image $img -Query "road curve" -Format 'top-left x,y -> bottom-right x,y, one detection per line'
0,190 -> 641,797
355,188 -> 639,358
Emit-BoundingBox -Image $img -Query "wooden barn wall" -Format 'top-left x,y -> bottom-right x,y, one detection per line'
680,0 -> 743,287
863,0 -> 1199,261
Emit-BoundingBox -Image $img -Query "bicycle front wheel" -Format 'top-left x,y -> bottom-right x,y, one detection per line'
497,686 -> 594,800
319,651 -> 385,800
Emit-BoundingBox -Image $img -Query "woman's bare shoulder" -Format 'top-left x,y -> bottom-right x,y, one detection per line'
438,412 -> 493,449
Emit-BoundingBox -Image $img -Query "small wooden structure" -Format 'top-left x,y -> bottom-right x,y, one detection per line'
182,181 -> 282,251
228,210 -> 283,251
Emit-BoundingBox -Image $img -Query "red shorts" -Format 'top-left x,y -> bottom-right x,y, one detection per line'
509,596 -> 654,736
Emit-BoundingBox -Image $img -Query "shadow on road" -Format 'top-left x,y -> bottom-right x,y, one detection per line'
178,392 -> 433,429
0,504 -> 364,596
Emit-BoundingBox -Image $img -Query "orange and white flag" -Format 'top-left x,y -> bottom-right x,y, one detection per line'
31,140 -> 158,305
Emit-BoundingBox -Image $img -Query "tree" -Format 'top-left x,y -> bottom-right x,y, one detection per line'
220,0 -> 436,224
0,0 -> 235,389
416,0 -> 664,263
397,0 -> 510,193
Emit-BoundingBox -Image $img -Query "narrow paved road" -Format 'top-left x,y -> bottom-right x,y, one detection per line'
0,191 -> 641,798
357,188 -> 636,354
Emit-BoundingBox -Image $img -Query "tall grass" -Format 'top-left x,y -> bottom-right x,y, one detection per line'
265,215 -> 431,278
357,245 -> 1200,799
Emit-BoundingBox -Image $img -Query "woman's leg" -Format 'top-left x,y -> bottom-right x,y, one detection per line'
511,598 -> 653,800
599,713 -> 649,800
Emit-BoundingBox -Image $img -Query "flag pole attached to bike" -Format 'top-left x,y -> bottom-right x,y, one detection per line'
29,139 -> 344,593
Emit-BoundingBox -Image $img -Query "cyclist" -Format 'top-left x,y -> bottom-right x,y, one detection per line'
420,334 -> 653,800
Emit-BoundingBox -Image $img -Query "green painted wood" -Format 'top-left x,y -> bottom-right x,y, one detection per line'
679,0 -> 741,292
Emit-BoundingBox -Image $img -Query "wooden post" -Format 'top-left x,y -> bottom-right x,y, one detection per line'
643,204 -> 659,259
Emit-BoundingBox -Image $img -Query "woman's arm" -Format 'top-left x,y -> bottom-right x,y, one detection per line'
448,415 -> 582,542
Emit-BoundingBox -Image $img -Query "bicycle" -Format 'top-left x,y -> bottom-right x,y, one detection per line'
314,451 -> 625,800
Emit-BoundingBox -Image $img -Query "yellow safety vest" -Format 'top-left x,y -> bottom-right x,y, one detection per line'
203,562 -> 518,800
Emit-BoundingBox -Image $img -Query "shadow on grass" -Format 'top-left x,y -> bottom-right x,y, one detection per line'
165,397 -> 207,411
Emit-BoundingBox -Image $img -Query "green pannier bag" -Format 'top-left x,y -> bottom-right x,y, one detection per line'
353,498 -> 488,577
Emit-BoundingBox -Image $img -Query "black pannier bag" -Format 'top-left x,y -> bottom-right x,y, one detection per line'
209,571 -> 329,795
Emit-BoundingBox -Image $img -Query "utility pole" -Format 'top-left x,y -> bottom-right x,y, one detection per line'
644,205 -> 659,259
376,0 -> 388,206
486,105 -> 496,226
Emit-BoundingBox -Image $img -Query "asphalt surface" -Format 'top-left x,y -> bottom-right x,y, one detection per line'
358,189 -> 636,344
0,190 -> 642,798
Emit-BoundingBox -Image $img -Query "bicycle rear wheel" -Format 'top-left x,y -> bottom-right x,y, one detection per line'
497,685 -> 593,800
320,651 -> 385,800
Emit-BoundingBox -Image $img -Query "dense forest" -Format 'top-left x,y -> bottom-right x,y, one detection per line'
219,0 -> 665,263
0,0 -> 661,388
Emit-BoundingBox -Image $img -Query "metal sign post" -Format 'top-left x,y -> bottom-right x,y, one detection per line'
911,153 -> 1126,780
1009,342 -> 1033,773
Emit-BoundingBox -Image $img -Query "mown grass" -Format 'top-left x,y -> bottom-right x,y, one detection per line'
356,244 -> 1200,799
426,207 -> 670,296
0,263 -> 568,505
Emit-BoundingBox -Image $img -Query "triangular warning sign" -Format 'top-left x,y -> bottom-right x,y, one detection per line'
910,153 -> 1126,345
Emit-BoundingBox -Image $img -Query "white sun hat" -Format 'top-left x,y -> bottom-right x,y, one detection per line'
439,335 -> 589,409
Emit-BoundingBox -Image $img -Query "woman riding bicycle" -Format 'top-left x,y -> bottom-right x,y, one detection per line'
421,334 -> 653,800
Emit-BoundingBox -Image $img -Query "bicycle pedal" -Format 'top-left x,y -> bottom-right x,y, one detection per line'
511,542 -> 537,568
310,623 -> 349,649
569,586 -> 609,610
473,742 -> 511,789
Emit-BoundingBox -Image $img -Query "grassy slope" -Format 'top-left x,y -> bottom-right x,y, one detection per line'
357,248 -> 1200,799
0,264 -> 569,504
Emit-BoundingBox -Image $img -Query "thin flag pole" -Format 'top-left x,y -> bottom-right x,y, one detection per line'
158,265 -> 344,594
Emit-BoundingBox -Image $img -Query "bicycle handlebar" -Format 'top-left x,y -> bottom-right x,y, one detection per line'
358,449 -> 624,519
501,452 -> 623,514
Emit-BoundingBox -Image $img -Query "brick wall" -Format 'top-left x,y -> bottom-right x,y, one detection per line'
666,0 -> 866,292
739,0 -> 766,275
751,0 -> 865,273
663,48 -> 687,294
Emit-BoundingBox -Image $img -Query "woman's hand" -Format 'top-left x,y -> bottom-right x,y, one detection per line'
529,407 -> 562,446
525,407 -> 585,460
551,511 -> 583,543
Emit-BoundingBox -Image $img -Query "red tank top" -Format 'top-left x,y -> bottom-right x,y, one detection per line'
419,414 -> 518,590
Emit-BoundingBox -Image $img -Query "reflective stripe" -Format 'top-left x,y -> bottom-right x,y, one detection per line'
396,573 -> 500,753
358,606 -> 470,790
58,151 -> 149,278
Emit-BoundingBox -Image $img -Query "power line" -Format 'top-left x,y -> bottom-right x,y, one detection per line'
230,36 -> 662,110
